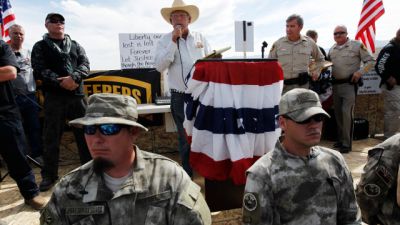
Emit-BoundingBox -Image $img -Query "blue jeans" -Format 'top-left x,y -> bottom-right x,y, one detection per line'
0,119 -> 39,200
15,93 -> 43,157
170,92 -> 192,177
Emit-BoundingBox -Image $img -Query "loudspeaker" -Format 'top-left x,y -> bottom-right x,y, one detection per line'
353,118 -> 369,140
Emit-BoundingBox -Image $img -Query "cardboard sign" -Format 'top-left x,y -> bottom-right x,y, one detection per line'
119,33 -> 164,69
357,70 -> 382,95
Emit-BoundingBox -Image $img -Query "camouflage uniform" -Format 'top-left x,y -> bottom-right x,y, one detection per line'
356,134 -> 400,225
269,35 -> 325,93
328,39 -> 374,149
242,141 -> 361,225
40,147 -> 211,225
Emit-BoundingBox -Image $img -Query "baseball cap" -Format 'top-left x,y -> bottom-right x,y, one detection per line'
69,93 -> 148,131
279,88 -> 330,122
45,13 -> 65,22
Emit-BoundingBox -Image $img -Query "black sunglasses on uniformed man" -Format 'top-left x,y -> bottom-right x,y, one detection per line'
333,31 -> 346,36
83,124 -> 128,136
48,19 -> 65,24
283,114 -> 325,124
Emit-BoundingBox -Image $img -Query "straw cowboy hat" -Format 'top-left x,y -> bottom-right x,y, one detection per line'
161,0 -> 199,24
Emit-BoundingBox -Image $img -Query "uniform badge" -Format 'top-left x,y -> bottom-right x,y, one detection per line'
243,192 -> 258,211
363,183 -> 381,197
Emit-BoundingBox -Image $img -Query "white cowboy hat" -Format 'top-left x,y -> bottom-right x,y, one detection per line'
161,0 -> 199,24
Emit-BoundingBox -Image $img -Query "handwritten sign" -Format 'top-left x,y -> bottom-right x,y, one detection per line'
119,33 -> 164,69
357,70 -> 382,95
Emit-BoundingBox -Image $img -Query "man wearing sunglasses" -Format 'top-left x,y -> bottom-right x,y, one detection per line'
31,13 -> 91,191
242,88 -> 361,225
40,93 -> 211,225
328,25 -> 374,153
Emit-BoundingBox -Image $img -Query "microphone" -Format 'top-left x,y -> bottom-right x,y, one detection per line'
175,25 -> 182,40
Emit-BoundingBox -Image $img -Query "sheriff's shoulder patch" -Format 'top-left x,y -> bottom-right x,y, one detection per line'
270,44 -> 276,53
360,43 -> 367,51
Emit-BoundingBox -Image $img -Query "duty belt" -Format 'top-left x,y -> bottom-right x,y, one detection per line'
331,78 -> 349,85
284,72 -> 310,85
284,77 -> 302,85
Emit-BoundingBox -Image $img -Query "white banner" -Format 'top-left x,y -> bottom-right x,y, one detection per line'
119,33 -> 163,69
357,70 -> 382,95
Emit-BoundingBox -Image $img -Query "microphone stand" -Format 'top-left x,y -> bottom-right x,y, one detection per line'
261,41 -> 268,59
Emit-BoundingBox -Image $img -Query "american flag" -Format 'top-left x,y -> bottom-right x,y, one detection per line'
184,60 -> 283,185
355,0 -> 385,54
0,0 -> 16,43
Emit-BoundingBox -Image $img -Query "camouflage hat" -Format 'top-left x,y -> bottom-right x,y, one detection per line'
279,88 -> 329,122
69,93 -> 148,131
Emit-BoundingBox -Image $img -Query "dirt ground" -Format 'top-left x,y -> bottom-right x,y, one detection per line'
0,131 -> 382,225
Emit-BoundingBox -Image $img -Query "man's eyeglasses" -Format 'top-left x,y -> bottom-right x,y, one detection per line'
170,13 -> 189,19
284,114 -> 325,124
48,19 -> 65,24
333,31 -> 346,36
83,124 -> 127,136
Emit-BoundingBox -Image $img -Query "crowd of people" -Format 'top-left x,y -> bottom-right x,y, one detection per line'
0,0 -> 399,224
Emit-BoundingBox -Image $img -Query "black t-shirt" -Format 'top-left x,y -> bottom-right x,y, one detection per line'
0,40 -> 21,120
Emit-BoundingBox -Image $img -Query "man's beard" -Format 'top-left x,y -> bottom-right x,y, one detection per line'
93,157 -> 115,175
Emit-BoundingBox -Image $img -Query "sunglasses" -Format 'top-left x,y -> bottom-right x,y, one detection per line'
284,114 -> 325,124
333,31 -> 346,36
48,19 -> 65,24
83,124 -> 127,136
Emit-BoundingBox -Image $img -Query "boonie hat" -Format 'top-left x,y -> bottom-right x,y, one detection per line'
45,13 -> 65,22
279,88 -> 330,122
161,0 -> 199,24
69,93 -> 148,131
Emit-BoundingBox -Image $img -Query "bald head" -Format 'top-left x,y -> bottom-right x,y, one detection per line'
9,24 -> 25,50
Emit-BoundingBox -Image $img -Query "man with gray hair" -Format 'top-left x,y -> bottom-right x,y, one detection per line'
328,25 -> 374,153
242,88 -> 361,225
269,14 -> 325,93
8,24 -> 43,163
40,93 -> 211,225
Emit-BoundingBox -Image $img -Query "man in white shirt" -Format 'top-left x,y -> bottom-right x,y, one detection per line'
155,0 -> 212,177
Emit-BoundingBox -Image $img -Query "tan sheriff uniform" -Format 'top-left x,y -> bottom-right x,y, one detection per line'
269,35 -> 325,93
328,39 -> 374,149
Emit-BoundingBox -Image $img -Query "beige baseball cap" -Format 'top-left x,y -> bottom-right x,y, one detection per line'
279,88 -> 330,122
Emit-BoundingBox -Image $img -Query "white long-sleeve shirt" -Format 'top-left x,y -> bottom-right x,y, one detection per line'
155,31 -> 211,92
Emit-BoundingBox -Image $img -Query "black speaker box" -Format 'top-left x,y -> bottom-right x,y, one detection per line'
353,118 -> 369,140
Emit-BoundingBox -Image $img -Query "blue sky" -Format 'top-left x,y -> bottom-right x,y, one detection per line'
11,0 -> 400,70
